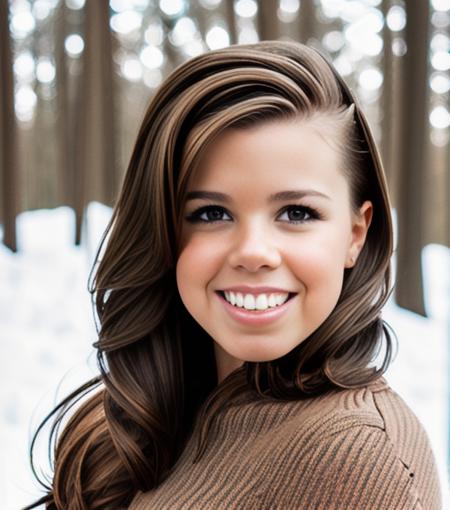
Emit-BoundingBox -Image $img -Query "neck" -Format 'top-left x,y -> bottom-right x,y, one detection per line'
213,342 -> 245,385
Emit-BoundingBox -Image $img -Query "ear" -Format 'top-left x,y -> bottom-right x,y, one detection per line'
345,200 -> 373,268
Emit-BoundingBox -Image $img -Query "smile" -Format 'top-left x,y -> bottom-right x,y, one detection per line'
215,291 -> 297,327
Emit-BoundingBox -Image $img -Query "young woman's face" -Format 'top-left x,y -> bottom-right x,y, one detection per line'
176,120 -> 372,383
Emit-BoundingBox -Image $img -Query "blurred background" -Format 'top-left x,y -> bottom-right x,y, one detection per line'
0,0 -> 449,508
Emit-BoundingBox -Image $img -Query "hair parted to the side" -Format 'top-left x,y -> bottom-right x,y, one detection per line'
25,40 -> 397,509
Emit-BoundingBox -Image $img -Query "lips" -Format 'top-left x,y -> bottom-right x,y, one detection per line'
215,289 -> 297,326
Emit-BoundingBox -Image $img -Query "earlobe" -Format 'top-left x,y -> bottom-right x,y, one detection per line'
346,200 -> 373,268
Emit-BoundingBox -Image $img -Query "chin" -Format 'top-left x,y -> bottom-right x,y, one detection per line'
235,344 -> 293,363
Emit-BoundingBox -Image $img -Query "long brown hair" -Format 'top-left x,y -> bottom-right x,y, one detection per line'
26,40 -> 396,509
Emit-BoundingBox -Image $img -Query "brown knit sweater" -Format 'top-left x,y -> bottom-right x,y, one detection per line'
129,376 -> 442,509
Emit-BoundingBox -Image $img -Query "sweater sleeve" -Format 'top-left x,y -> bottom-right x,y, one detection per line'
270,422 -> 433,510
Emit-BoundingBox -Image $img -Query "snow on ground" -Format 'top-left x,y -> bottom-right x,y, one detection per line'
0,203 -> 449,509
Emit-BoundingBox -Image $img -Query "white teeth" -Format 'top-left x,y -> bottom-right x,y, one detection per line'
223,291 -> 290,310
255,294 -> 269,310
244,294 -> 255,310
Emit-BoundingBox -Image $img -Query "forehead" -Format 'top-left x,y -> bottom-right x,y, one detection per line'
186,120 -> 347,199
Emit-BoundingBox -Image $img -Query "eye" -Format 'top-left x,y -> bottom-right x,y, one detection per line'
184,204 -> 322,225
186,205 -> 232,223
278,205 -> 321,224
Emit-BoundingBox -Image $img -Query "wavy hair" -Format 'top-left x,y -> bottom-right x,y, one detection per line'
26,40 -> 396,509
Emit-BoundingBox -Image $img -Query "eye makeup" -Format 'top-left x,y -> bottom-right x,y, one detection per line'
184,203 -> 324,225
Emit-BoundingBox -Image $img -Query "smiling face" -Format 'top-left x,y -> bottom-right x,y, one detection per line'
176,119 -> 372,384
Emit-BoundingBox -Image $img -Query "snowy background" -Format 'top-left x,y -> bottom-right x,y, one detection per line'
0,203 -> 449,509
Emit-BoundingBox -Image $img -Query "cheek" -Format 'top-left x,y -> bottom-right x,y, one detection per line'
285,236 -> 346,302
286,241 -> 346,332
176,237 -> 222,302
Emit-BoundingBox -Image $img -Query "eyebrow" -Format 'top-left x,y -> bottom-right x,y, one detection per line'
185,189 -> 331,203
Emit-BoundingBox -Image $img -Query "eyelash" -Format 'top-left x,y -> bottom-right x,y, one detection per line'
185,204 -> 323,225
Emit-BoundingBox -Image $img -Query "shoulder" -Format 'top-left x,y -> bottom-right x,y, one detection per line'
271,376 -> 442,509
283,375 -> 432,444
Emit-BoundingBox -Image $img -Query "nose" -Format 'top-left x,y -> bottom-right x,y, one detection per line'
226,222 -> 282,272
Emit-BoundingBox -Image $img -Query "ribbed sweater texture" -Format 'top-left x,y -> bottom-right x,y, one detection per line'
129,376 -> 442,509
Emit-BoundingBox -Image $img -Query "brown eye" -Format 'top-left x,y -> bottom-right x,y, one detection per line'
185,206 -> 231,224
284,206 -> 311,222
185,204 -> 322,225
278,205 -> 322,224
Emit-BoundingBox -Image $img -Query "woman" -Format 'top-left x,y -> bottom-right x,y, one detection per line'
26,40 -> 442,509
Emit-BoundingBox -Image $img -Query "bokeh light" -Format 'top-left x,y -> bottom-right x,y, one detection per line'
342,6 -> 384,57
14,52 -> 35,81
198,0 -> 222,8
333,54 -> 353,77
143,68 -> 163,88
206,25 -> 230,49
110,0 -> 131,12
159,0 -> 185,17
121,57 -> 143,81
392,37 -> 407,57
278,0 -> 299,22
15,85 -> 37,122
110,10 -> 143,34
65,34 -> 84,57
10,9 -> 36,38
430,73 -> 450,94
65,0 -> 86,10
234,0 -> 258,18
169,17 -> 198,46
430,33 -> 450,52
345,26 -> 383,56
279,0 -> 299,14
322,31 -> 345,53
320,0 -> 341,19
430,106 -> 450,129
32,0 -> 54,20
6,0 -> 449,145
431,0 -> 450,11
431,11 -> 450,29
36,58 -> 56,84
139,45 -> 164,69
182,39 -> 206,57
132,0 -> 150,9
359,67 -> 383,91
431,51 -> 450,72
340,1 -> 366,23
386,5 -> 406,32
238,25 -> 259,44
144,22 -> 165,46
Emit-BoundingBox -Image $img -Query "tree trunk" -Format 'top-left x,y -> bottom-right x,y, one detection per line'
0,0 -> 18,251
395,1 -> 429,316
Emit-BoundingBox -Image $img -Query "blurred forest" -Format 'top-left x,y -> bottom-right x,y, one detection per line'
0,0 -> 449,316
